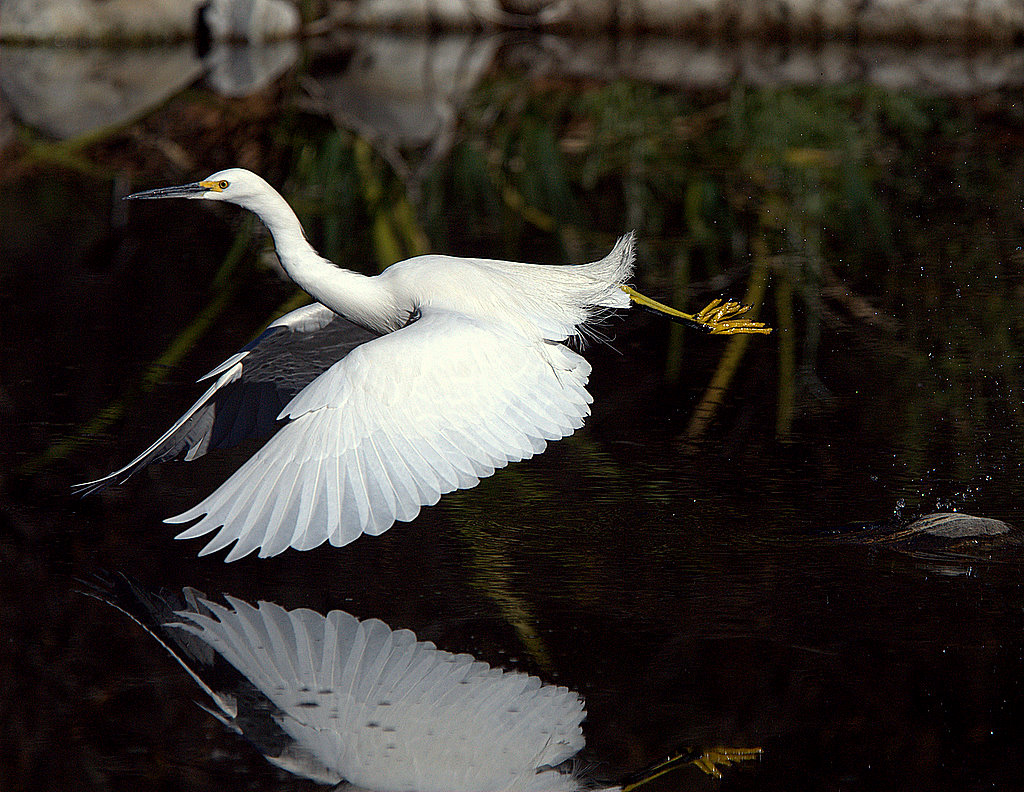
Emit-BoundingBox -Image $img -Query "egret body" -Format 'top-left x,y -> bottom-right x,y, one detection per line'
78,169 -> 768,560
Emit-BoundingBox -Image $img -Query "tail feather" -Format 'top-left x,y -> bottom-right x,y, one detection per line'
567,231 -> 635,346
514,231 -> 636,344
581,231 -> 635,311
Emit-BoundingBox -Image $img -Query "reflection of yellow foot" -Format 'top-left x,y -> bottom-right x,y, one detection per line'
691,746 -> 765,779
621,745 -> 763,790
622,285 -> 772,335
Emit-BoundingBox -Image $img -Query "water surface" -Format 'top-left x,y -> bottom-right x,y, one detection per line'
3,32 -> 1024,792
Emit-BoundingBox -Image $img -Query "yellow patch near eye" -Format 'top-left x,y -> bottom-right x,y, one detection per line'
199,180 -> 227,192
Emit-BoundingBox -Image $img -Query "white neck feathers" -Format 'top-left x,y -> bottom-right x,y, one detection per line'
242,186 -> 400,334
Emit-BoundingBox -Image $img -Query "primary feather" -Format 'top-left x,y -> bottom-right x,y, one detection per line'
73,304 -> 377,496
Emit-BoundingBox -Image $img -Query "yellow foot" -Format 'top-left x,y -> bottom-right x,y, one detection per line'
622,285 -> 773,336
690,299 -> 772,336
691,746 -> 765,779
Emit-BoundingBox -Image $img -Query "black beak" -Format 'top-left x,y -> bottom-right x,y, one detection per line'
124,182 -> 208,200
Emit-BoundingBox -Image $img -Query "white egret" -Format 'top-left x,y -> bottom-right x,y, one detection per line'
86,575 -> 762,791
76,168 -> 769,561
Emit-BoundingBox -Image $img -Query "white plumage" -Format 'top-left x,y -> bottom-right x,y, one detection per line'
169,312 -> 594,560
78,168 -> 635,560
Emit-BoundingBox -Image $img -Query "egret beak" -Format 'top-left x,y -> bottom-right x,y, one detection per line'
124,182 -> 212,201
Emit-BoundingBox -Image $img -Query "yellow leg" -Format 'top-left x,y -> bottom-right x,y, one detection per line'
622,284 -> 772,336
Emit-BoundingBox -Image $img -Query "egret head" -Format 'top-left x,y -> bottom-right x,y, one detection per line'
124,168 -> 271,209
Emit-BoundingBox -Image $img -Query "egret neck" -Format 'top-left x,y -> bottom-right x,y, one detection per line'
246,185 -> 401,334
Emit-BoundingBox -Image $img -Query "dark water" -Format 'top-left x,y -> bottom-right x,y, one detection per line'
4,33 -> 1024,792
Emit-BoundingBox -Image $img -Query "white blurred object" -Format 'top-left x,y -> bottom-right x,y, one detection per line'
203,40 -> 299,96
305,33 -> 498,182
0,45 -> 202,139
0,0 -> 299,41
203,0 -> 301,42
0,0 -> 202,41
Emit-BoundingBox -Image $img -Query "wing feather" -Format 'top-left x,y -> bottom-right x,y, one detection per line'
319,427 -> 343,550
358,439 -> 395,536
74,304 -> 377,495
335,462 -> 363,547
287,461 -> 321,555
166,311 -> 593,560
371,428 -> 422,523
395,415 -> 464,493
381,420 -> 443,505
476,399 -> 529,460
349,436 -> 374,533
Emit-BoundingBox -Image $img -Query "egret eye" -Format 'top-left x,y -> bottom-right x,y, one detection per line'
218,180 -> 229,190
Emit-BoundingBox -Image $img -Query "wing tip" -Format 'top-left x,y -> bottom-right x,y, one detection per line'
166,512 -> 203,526
70,477 -> 114,497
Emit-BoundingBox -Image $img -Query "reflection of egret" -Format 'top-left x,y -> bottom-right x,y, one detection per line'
88,575 -> 761,791
76,169 -> 769,560
90,576 -> 584,791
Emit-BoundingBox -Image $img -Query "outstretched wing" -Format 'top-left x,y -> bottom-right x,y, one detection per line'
74,303 -> 377,495
177,596 -> 585,791
168,310 -> 593,560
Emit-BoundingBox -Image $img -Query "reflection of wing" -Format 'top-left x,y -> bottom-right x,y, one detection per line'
178,596 -> 585,792
83,575 -> 349,785
75,303 -> 377,495
92,577 -> 586,792
168,310 -> 593,561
